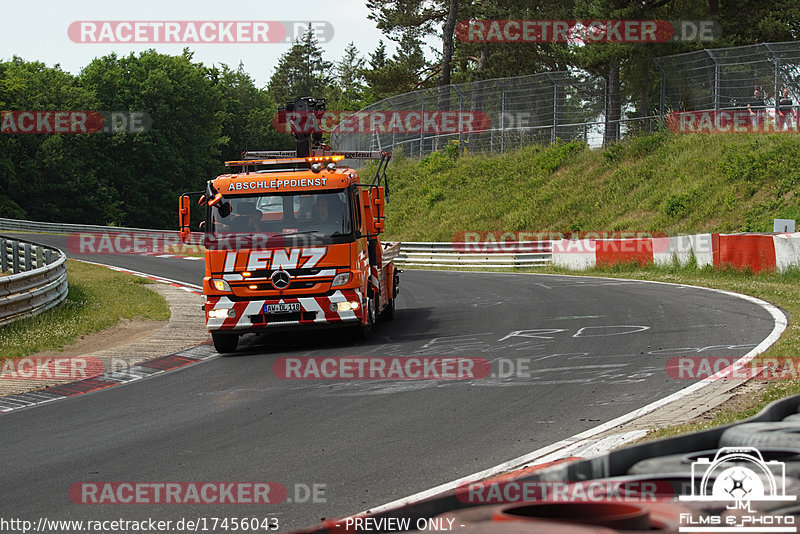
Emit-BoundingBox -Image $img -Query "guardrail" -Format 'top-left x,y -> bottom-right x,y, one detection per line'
0,236 -> 68,327
0,217 -> 165,235
394,241 -> 553,268
4,218 -> 799,273
0,218 -> 552,268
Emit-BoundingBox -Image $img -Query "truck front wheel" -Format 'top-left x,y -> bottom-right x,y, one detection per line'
212,332 -> 239,353
355,296 -> 376,340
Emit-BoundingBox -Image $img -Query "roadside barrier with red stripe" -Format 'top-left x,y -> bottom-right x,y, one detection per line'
552,232 -> 800,272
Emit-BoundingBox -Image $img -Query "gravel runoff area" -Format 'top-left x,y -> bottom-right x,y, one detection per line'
0,283 -> 208,397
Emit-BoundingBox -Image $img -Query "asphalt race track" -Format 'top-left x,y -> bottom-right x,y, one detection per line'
0,232 -> 780,531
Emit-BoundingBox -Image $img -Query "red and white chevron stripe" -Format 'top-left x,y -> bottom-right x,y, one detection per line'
206,289 -> 363,331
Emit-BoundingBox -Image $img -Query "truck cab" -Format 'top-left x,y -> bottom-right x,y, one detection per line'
179,150 -> 399,353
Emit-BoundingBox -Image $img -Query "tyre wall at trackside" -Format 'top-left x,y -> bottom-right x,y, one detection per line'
293,394 -> 800,533
552,232 -> 800,272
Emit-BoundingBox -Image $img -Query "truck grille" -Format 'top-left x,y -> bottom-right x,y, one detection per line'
249,311 -> 317,324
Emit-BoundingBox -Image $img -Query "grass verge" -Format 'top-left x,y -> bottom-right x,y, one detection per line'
0,260 -> 171,360
380,132 -> 800,242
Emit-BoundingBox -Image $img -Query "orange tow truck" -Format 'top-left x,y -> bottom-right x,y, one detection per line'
179,100 -> 399,353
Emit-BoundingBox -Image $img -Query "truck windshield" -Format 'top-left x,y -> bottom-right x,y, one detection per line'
210,190 -> 353,242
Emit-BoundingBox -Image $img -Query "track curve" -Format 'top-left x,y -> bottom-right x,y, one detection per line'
0,232 -> 781,531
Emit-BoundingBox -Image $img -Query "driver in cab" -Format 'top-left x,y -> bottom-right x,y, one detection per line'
311,196 -> 345,235
230,201 -> 264,233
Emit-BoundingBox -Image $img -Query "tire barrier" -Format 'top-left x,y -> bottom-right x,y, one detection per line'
430,504 -> 619,532
492,502 -> 689,532
0,235 -> 68,326
628,448 -> 800,479
426,501 -> 690,532
293,394 -> 800,533
719,422 -> 800,448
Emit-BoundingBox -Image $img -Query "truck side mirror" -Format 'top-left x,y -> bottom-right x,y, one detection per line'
179,195 -> 192,244
371,187 -> 385,233
361,189 -> 376,235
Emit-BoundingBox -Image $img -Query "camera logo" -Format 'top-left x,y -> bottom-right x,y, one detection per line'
679,447 -> 796,532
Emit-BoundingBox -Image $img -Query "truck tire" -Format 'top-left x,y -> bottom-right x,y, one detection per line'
212,332 -> 239,353
355,296 -> 376,340
380,296 -> 395,321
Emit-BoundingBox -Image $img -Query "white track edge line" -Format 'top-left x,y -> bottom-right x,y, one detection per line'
71,258 -> 203,290
357,272 -> 788,517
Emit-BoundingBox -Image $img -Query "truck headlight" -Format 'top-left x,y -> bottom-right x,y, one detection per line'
330,301 -> 360,312
208,308 -> 236,319
212,279 -> 231,292
331,272 -> 351,287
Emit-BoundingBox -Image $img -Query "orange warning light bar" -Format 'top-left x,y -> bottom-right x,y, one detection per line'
224,154 -> 345,167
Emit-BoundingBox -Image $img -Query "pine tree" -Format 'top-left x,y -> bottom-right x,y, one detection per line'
370,41 -> 388,70
336,42 -> 366,103
363,32 -> 430,101
267,25 -> 334,105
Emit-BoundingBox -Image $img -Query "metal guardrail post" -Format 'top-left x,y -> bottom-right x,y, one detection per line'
11,242 -> 19,273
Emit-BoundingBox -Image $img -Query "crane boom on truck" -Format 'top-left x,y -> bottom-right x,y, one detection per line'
178,97 -> 399,353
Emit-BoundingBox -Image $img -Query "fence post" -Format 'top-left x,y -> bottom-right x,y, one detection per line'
386,96 -> 398,152
765,44 -> 781,118
546,73 -> 559,145
499,82 -> 506,153
602,76 -> 609,146
652,58 -> 666,121
705,49 -> 720,111
414,92 -> 425,157
0,238 -> 6,273
775,56 -> 781,117
452,84 -> 465,152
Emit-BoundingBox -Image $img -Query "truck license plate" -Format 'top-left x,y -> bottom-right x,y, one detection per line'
265,303 -> 300,314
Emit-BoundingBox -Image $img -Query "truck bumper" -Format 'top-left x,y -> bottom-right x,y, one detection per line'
205,289 -> 364,333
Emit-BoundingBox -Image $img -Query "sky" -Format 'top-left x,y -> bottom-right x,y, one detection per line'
2,0 -> 402,88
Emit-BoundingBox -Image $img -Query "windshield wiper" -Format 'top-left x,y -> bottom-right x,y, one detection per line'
288,230 -> 320,236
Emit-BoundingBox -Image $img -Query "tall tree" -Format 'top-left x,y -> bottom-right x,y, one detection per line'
0,57 -> 117,224
267,25 -> 334,105
333,42 -> 367,108
367,0 -> 461,92
80,49 -> 225,227
370,40 -> 389,70
210,62 -> 291,163
363,33 -> 431,100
